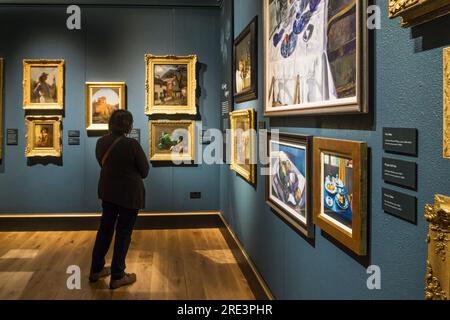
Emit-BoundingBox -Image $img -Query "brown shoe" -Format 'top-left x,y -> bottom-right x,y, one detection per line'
89,266 -> 112,283
110,273 -> 137,290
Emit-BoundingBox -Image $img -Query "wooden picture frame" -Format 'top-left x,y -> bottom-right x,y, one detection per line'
0,58 -> 3,160
389,0 -> 450,28
25,115 -> 62,158
149,120 -> 196,162
266,132 -> 314,238
145,54 -> 197,115
263,0 -> 368,116
234,16 -> 258,103
313,137 -> 368,255
444,47 -> 450,159
85,82 -> 126,132
230,108 -> 256,184
23,59 -> 64,110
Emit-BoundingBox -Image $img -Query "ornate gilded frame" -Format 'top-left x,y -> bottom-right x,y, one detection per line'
313,137 -> 368,256
230,108 -> 256,184
25,115 -> 62,158
0,58 -> 3,160
389,0 -> 450,27
149,120 -> 196,162
23,59 -> 64,110
444,48 -> 450,159
425,194 -> 450,300
262,0 -> 369,116
145,54 -> 197,115
85,82 -> 126,132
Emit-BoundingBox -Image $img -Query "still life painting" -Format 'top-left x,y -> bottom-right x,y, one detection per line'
263,0 -> 367,115
25,116 -> 62,158
86,82 -> 126,132
23,59 -> 64,110
149,120 -> 195,162
267,133 -> 313,237
145,54 -> 197,115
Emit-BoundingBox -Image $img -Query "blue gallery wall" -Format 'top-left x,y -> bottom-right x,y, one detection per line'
0,5 -> 221,213
220,0 -> 450,299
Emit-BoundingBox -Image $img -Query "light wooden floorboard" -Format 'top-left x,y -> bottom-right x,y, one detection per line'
0,228 -> 256,300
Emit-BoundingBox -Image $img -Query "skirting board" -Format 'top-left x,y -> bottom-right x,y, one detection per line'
0,211 -> 274,300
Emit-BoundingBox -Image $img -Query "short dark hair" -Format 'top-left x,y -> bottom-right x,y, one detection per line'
109,110 -> 133,135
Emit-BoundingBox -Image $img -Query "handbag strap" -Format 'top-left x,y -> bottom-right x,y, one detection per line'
101,136 -> 123,167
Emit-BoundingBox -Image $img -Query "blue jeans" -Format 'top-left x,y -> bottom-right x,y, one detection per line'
91,201 -> 138,280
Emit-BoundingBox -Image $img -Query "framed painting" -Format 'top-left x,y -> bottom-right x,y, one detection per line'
230,108 -> 256,184
23,59 -> 64,110
25,116 -> 62,158
0,58 -> 3,160
389,0 -> 450,28
444,47 -> 450,159
145,54 -> 197,115
266,132 -> 314,238
313,137 -> 367,255
86,82 -> 126,132
234,16 -> 258,103
149,120 -> 195,162
263,0 -> 368,116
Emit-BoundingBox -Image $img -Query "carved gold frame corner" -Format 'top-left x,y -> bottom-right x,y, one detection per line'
23,59 -> 64,110
85,82 -> 126,132
388,0 -> 450,28
25,115 -> 62,158
145,54 -> 197,115
444,48 -> 450,159
229,108 -> 256,185
424,194 -> 450,300
0,58 -> 3,160
149,120 -> 196,162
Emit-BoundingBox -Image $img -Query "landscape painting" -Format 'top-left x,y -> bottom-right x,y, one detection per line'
154,64 -> 188,106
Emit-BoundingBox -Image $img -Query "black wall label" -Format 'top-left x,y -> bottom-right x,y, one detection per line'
382,188 -> 417,223
382,157 -> 417,190
127,129 -> 140,143
68,137 -> 80,145
6,129 -> 18,145
383,127 -> 417,156
68,130 -> 80,137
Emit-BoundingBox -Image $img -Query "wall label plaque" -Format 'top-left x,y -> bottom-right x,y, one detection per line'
68,137 -> 80,146
383,157 -> 417,190
127,128 -> 140,143
383,127 -> 418,156
382,188 -> 417,223
6,129 -> 18,145
68,130 -> 80,137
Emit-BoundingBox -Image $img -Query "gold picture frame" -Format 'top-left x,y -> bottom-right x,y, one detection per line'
86,82 -> 126,132
230,108 -> 256,184
389,0 -> 450,27
313,137 -> 368,256
145,54 -> 197,115
23,59 -> 64,110
149,120 -> 196,162
444,48 -> 450,159
25,115 -> 62,158
0,58 -> 3,160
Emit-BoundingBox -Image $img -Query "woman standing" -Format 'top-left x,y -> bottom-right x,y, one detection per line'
89,110 -> 149,290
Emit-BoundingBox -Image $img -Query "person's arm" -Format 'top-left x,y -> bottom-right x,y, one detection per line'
134,140 -> 150,179
95,138 -> 103,167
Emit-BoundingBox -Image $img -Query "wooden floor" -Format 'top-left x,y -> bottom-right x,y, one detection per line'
0,228 -> 256,300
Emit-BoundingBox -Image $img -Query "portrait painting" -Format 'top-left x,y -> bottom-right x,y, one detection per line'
23,59 -> 64,110
234,16 -> 258,103
230,108 -> 255,184
263,0 -> 368,116
25,116 -> 62,158
149,120 -> 195,162
86,82 -> 126,132
266,133 -> 313,237
145,55 -> 197,115
313,137 -> 367,255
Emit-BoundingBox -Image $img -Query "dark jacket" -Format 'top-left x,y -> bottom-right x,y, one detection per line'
96,134 -> 150,209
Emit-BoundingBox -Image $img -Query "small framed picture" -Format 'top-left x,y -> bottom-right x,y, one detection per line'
25,116 -> 62,158
23,59 -> 64,110
145,54 -> 197,115
149,120 -> 196,162
85,82 -> 126,132
313,137 -> 368,255
234,16 -> 258,103
266,132 -> 314,238
230,108 -> 256,184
